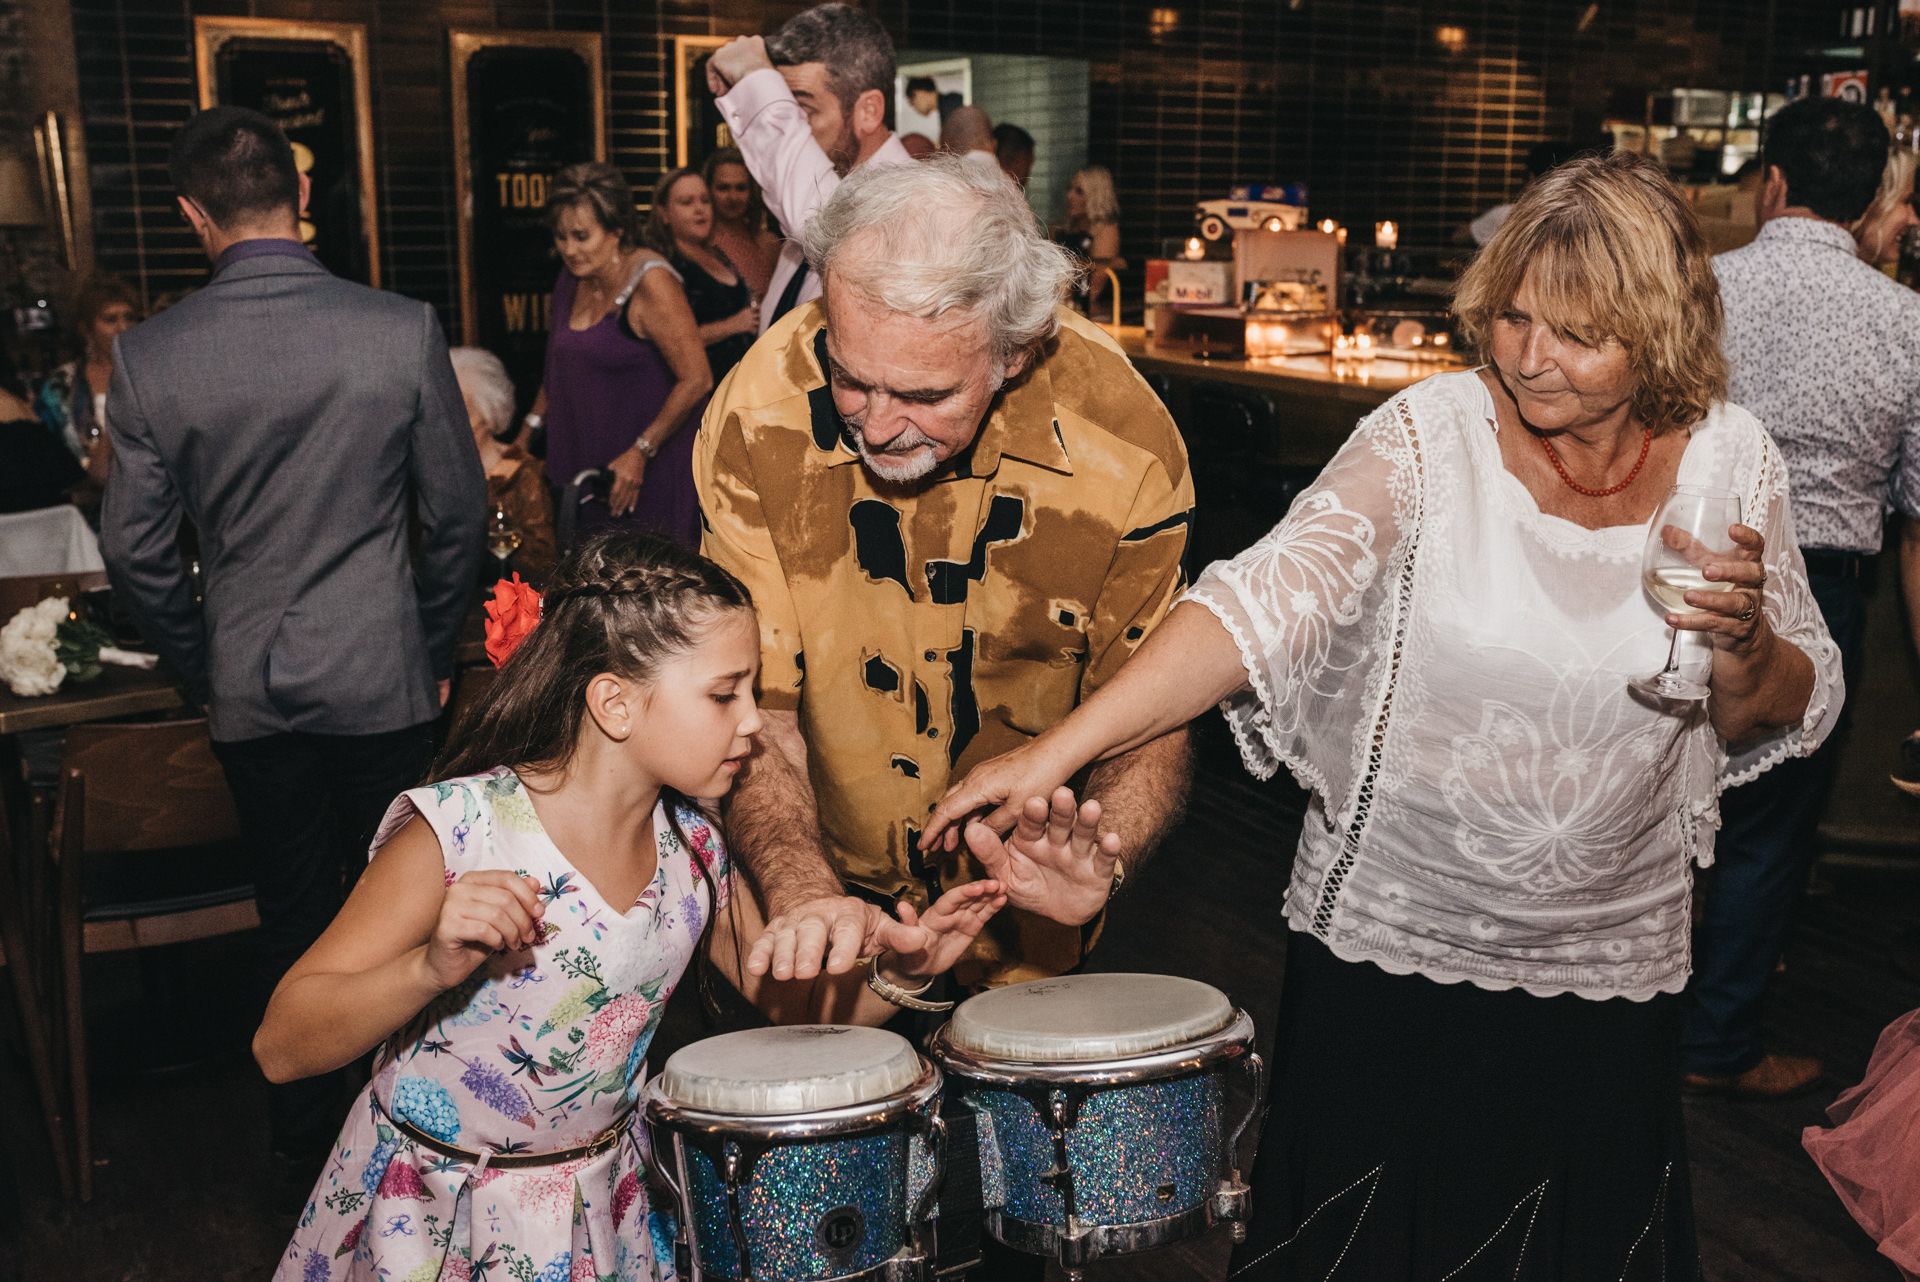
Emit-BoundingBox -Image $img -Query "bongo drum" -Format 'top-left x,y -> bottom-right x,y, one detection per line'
643,1025 -> 946,1282
928,973 -> 1264,1280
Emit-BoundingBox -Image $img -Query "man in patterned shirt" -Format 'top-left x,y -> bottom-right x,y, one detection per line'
1683,98 -> 1920,1099
694,155 -> 1194,992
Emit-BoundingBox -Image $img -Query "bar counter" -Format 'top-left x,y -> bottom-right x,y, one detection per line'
1107,325 -> 1463,465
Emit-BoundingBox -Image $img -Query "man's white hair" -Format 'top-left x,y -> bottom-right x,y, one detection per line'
449,346 -> 516,437
803,153 -> 1078,364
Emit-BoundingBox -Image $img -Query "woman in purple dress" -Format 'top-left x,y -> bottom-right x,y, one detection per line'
520,163 -> 712,546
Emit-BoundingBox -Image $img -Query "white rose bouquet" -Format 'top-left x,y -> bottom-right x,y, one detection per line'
0,597 -> 119,697
0,597 -> 71,696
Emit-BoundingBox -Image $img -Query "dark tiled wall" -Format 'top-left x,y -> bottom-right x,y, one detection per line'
70,0 -> 1837,329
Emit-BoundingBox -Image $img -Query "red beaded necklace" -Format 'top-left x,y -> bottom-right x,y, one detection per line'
1537,426 -> 1653,498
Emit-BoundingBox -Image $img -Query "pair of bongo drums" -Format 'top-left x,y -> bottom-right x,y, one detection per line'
643,974 -> 1265,1281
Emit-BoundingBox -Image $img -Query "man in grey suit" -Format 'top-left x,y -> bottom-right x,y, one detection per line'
100,106 -> 484,1203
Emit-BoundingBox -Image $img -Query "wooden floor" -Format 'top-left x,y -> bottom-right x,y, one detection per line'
3,721 -> 1917,1281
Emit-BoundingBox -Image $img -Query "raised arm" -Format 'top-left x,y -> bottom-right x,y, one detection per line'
710,48 -> 840,241
99,341 -> 207,703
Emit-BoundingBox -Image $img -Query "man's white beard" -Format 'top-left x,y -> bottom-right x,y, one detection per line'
854,428 -> 940,484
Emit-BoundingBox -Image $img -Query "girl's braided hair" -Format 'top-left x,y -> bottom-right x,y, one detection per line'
435,528 -> 752,785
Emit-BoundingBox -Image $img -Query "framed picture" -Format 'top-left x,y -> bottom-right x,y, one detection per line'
194,17 -> 380,287
449,30 -> 605,405
674,36 -> 732,170
895,57 -> 972,149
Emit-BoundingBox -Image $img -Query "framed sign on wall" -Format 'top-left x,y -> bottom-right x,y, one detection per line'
450,30 -> 605,407
674,36 -> 732,170
193,17 -> 380,287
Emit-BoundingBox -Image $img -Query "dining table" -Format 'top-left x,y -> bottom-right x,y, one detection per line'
0,597 -> 492,737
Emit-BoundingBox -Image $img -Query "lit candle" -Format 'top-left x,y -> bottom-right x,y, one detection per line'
1318,218 -> 1338,235
1355,332 -> 1377,366
1375,220 -> 1398,250
1335,226 -> 1348,246
1183,237 -> 1205,260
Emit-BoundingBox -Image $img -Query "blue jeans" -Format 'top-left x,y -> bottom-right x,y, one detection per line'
1678,567 -> 1867,1076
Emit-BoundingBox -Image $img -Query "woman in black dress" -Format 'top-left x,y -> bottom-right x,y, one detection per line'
645,168 -> 757,383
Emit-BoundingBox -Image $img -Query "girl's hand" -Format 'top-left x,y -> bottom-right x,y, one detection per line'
1669,522 -> 1770,655
729,305 -> 758,337
875,880 -> 1006,983
424,872 -> 545,990
607,445 -> 649,516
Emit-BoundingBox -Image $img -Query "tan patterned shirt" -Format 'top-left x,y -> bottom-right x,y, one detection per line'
695,303 -> 1193,986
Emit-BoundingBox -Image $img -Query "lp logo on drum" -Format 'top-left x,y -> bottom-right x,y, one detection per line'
815,1204 -> 867,1259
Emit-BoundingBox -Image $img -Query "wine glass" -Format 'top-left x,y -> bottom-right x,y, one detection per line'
486,505 -> 522,574
1628,484 -> 1742,703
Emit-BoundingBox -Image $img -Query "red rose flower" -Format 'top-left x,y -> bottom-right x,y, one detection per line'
484,574 -> 543,668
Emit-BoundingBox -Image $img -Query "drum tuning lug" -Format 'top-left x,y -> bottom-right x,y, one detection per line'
1231,1222 -> 1248,1243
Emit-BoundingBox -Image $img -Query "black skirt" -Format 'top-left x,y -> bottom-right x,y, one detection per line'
1228,931 -> 1700,1281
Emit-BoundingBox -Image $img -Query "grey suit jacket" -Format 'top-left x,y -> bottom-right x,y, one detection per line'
101,248 -> 487,742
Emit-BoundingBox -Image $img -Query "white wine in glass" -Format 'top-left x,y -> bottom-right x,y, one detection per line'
486,505 -> 522,570
1629,485 -> 1741,703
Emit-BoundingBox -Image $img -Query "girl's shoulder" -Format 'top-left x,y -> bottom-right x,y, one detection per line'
369,767 -> 548,875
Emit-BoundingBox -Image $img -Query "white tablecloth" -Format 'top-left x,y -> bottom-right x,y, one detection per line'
0,505 -> 105,577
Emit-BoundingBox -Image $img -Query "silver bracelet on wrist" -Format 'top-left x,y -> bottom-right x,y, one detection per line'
634,435 -> 659,459
864,957 -> 955,1012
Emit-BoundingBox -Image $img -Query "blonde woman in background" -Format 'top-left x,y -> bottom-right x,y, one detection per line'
1053,164 -> 1122,314
1853,146 -> 1918,269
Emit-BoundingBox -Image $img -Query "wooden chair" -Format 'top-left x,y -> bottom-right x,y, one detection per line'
51,718 -> 254,1201
0,816 -> 73,1198
0,569 -> 109,621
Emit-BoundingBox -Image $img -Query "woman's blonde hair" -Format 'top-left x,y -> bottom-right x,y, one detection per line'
1454,149 -> 1727,433
1851,146 -> 1917,265
1072,165 -> 1120,225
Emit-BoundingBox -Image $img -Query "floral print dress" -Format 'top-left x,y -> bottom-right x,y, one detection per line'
275,767 -> 727,1282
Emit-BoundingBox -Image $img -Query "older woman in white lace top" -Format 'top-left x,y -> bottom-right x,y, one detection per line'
927,150 -> 1840,1279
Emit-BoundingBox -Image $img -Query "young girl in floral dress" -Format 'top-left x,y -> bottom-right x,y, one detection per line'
254,531 -> 1007,1282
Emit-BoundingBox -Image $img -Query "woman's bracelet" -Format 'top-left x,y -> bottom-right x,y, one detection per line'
864,957 -> 955,1012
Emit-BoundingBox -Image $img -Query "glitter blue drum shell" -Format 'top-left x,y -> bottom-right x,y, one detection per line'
968,1074 -> 1225,1225
681,1131 -> 907,1279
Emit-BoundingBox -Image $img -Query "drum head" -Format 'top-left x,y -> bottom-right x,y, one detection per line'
947,973 -> 1235,1063
657,1025 -> 924,1115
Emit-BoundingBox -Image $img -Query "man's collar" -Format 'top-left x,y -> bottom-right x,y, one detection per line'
1753,215 -> 1858,255
794,311 -> 1071,483
213,237 -> 324,274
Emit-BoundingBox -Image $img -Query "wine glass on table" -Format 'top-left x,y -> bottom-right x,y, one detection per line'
1628,484 -> 1741,703
486,505 -> 522,576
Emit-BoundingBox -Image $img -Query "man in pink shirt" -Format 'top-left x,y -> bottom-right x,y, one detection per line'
706,4 -> 916,333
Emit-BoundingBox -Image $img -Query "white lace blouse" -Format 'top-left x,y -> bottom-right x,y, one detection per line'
1186,370 -> 1842,1001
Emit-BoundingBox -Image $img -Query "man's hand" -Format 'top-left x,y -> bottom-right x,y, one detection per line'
437,678 -> 451,708
964,787 -> 1121,927
707,36 -> 773,96
746,893 -> 930,981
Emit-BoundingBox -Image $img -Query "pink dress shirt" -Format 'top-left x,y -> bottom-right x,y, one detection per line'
715,67 -> 916,332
